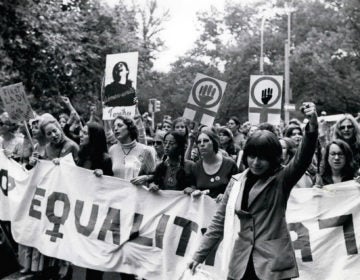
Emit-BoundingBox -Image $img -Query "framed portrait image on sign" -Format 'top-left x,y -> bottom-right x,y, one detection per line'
103,52 -> 138,107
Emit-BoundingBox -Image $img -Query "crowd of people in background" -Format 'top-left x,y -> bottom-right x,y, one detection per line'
0,96 -> 360,279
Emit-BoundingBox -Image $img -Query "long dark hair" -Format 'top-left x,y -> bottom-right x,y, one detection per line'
112,61 -> 132,86
78,122 -> 108,169
322,139 -> 355,180
153,131 -> 188,189
172,117 -> 189,138
242,130 -> 282,171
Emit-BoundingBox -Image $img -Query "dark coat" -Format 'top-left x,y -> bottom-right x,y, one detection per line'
193,125 -> 318,280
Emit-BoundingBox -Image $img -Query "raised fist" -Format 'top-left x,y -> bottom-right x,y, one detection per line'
261,88 -> 273,105
198,84 -> 216,105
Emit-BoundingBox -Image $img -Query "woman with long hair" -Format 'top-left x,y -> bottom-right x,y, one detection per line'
218,127 -> 240,161
316,139 -> 356,187
40,116 -> 79,162
333,114 -> 360,174
188,102 -> 318,280
77,122 -> 112,176
77,122 -> 112,280
150,131 -> 194,191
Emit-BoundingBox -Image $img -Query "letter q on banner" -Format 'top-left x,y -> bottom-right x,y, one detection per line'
183,73 -> 227,127
248,75 -> 283,125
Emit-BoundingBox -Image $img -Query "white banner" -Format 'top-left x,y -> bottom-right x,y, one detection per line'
1,150 -> 360,279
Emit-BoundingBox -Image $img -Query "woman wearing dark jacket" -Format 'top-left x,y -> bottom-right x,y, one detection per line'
77,122 -> 112,279
150,131 -> 194,191
189,102 -> 318,280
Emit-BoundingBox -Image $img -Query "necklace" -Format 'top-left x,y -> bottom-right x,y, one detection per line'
166,159 -> 180,185
120,141 -> 136,164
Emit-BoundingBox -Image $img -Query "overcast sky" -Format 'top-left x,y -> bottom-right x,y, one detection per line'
105,0 -> 247,72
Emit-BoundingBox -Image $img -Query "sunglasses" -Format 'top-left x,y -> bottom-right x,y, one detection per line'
154,141 -> 163,146
340,125 -> 354,130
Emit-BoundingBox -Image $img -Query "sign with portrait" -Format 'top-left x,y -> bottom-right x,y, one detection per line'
102,52 -> 138,120
0,83 -> 34,122
248,75 -> 283,125
183,73 -> 227,127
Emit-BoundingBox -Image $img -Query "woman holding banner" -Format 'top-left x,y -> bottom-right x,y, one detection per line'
316,139 -> 356,187
40,116 -> 79,162
188,102 -> 318,280
76,122 -> 112,280
109,115 -> 155,280
145,131 -> 194,191
188,127 -> 238,202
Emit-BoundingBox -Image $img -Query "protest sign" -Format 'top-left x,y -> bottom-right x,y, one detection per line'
102,52 -> 138,120
0,83 -> 34,122
1,151 -> 360,280
248,75 -> 283,125
183,73 -> 227,127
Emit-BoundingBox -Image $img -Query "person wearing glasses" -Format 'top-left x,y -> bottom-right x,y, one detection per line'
316,139 -> 356,187
145,131 -> 194,191
188,127 -> 238,202
153,130 -> 166,164
188,102 -> 318,280
333,114 -> 360,174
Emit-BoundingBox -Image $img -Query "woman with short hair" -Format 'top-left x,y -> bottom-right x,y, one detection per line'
189,102 -> 318,280
109,116 -> 155,180
189,128 -> 238,202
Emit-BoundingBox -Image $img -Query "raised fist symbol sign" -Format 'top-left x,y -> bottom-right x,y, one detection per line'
261,88 -> 273,105
198,84 -> 216,105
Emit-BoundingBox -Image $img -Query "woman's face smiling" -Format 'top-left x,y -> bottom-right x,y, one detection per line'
339,119 -> 354,140
79,125 -> 90,146
44,123 -> 63,144
247,155 -> 270,176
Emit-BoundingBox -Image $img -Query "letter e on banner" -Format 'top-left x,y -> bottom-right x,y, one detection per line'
248,75 -> 283,125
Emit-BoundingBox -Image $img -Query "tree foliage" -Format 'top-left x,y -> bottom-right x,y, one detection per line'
0,0 -> 167,118
156,0 -> 360,123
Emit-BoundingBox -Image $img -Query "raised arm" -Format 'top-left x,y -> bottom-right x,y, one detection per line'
282,102 -> 318,194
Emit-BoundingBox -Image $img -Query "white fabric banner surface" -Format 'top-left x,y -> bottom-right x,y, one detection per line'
1,150 -> 360,279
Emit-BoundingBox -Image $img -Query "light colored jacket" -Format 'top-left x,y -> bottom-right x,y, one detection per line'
193,126 -> 318,280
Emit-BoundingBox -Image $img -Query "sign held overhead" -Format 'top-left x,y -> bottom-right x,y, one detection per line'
183,73 -> 227,127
